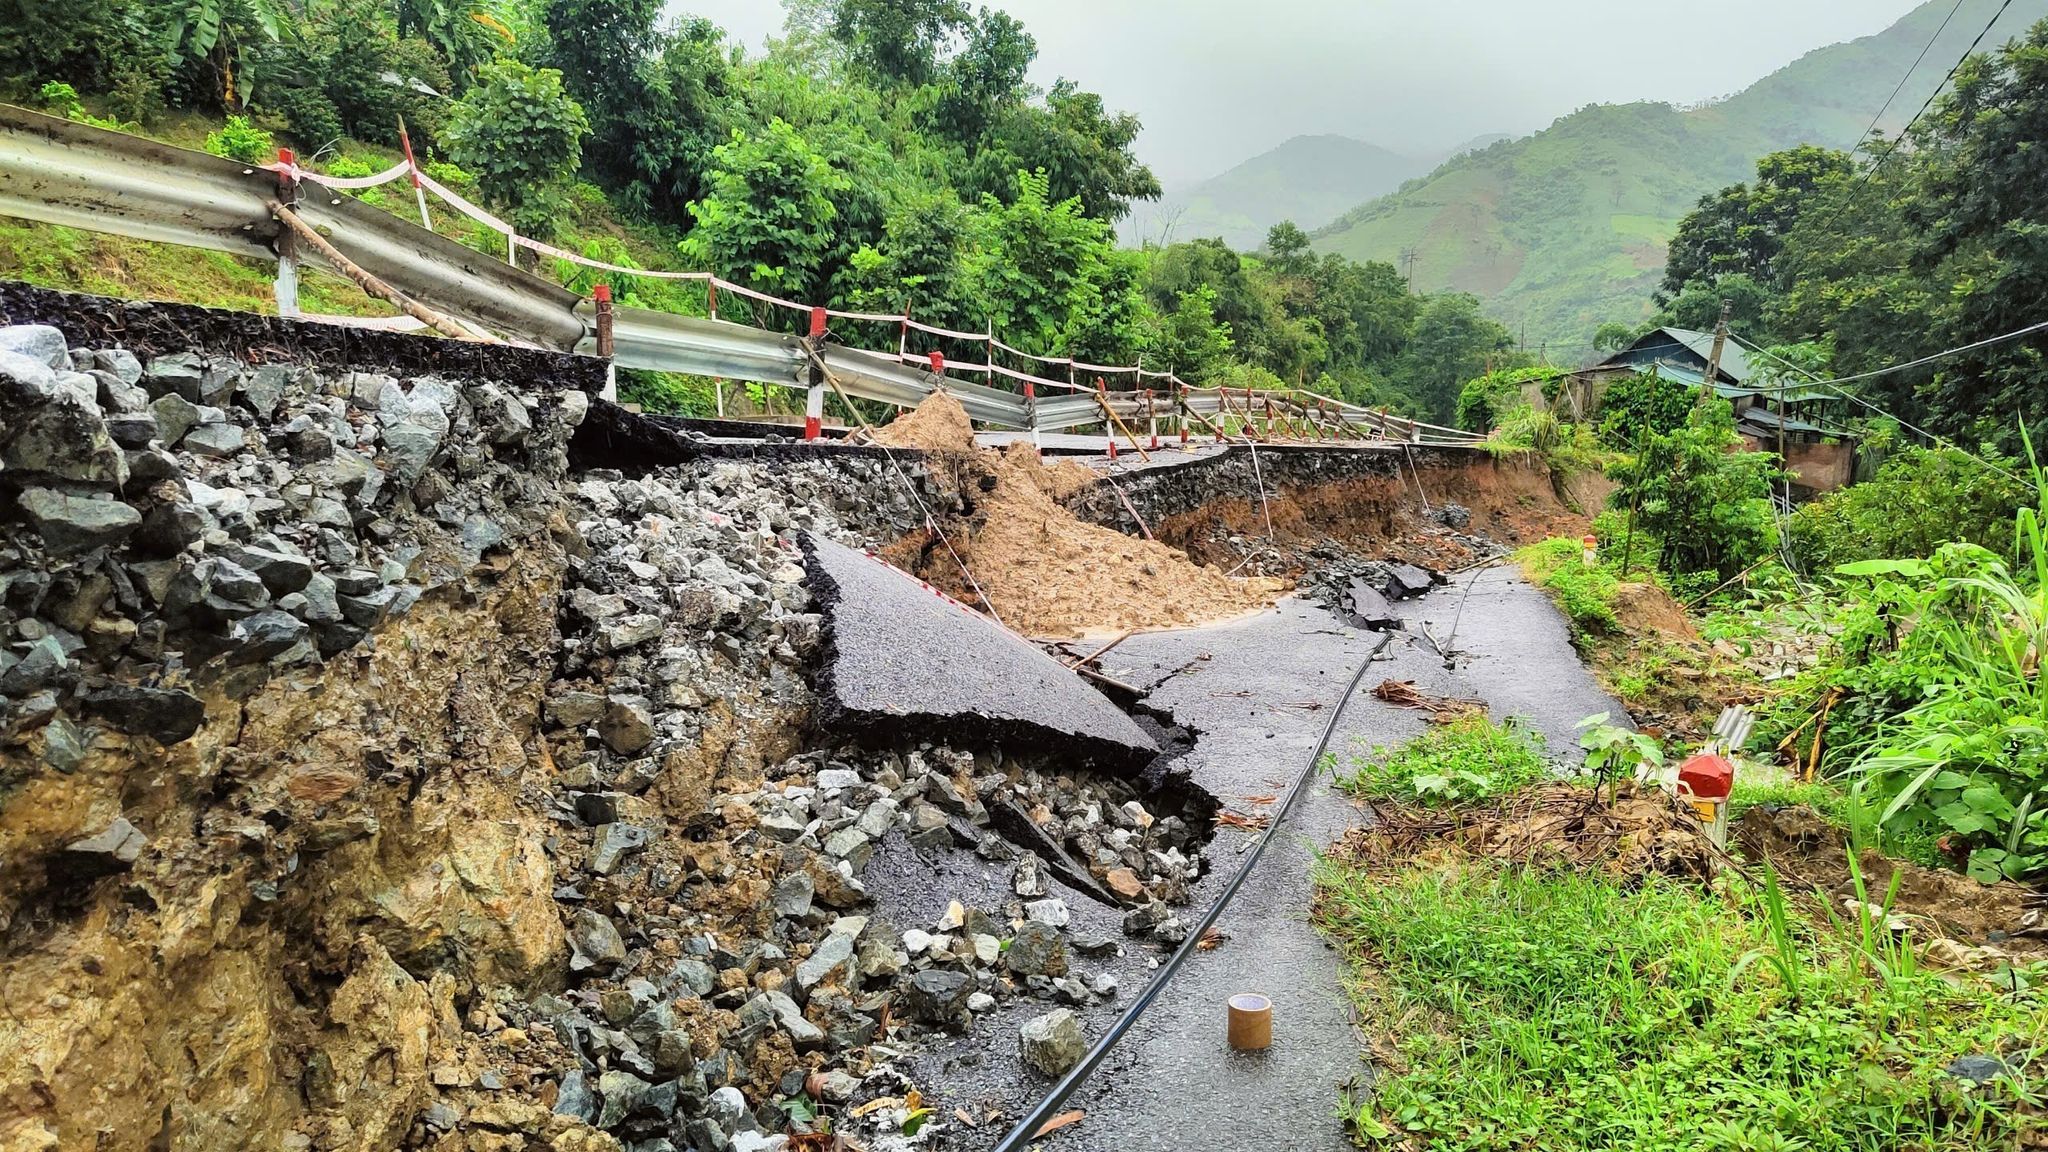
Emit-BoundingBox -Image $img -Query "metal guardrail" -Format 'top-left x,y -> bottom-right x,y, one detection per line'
0,104 -> 1481,446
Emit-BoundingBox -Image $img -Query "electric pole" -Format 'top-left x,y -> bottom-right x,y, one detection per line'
1700,300 -> 1732,404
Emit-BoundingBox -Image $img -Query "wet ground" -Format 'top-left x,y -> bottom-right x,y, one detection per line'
875,567 -> 1619,1149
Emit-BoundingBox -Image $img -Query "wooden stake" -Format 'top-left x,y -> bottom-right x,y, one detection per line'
1700,299 -> 1732,404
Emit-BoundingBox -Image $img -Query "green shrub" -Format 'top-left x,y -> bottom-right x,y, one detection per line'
1829,533 -> 2048,882
1339,715 -> 1552,807
1607,400 -> 1780,577
1517,537 -> 1620,637
1597,368 -> 1693,447
1789,445 -> 2030,570
619,370 -> 717,417
37,79 -> 133,131
267,85 -> 344,150
1456,366 -> 1556,432
443,60 -> 589,238
203,115 -> 275,164
36,80 -> 82,114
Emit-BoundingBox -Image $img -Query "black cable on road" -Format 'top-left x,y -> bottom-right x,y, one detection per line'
987,635 -> 1390,1152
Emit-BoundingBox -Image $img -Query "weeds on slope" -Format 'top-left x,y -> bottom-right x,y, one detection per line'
1338,715 -> 1551,808
1316,853 -> 2046,1152
1315,723 -> 2048,1152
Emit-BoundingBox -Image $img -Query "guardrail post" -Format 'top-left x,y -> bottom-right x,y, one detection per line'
1145,389 -> 1159,450
1024,378 -> 1040,453
272,148 -> 300,318
593,283 -> 617,401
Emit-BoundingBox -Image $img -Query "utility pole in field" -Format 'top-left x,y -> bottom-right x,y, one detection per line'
1700,300 -> 1732,404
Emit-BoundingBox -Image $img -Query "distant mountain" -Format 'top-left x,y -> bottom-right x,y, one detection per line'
1310,0 -> 2048,353
1122,134 -> 1430,250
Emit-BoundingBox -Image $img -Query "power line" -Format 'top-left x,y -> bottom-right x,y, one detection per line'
1857,0 -> 2019,187
1851,0 -> 1968,153
1744,318 -> 2048,391
1726,330 -> 2032,480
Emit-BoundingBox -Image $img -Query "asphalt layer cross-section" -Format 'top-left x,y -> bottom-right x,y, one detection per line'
801,532 -> 1158,773
978,571 -> 1619,1152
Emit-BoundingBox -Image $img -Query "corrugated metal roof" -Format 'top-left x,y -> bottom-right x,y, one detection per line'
1651,327 -> 1753,383
1738,406 -> 1832,436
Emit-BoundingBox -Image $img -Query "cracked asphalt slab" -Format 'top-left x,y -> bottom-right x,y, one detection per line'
895,570 -> 1617,1151
802,532 -> 1158,771
1409,564 -> 1631,748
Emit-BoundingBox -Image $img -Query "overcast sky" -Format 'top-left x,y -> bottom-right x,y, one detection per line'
683,0 -> 1929,186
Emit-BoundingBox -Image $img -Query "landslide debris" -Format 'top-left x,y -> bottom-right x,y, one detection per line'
1330,779 -> 1719,883
866,392 -> 1284,637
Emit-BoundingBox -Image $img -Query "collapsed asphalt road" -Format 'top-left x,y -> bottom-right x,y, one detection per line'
802,532 -> 1157,772
884,566 -> 1619,1151
1038,571 -> 1618,1152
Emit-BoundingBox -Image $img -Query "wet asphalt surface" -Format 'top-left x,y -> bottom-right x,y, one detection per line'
870,570 -> 1619,1150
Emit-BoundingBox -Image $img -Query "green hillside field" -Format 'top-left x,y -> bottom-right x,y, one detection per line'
1311,0 -> 2048,353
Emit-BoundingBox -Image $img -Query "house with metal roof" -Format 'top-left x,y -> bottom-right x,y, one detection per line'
1593,326 -> 1754,386
1563,326 -> 1859,495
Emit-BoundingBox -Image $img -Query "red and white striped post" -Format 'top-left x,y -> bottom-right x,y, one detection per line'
594,284 -> 617,401
397,115 -> 432,232
804,306 -> 828,441
1146,389 -> 1160,450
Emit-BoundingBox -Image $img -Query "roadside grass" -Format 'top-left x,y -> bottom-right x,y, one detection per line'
1338,714 -> 1551,807
1515,537 -> 1619,638
1314,855 -> 2047,1151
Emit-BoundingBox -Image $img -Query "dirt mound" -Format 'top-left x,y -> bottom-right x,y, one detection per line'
1001,441 -> 1096,502
1736,805 -> 2048,965
1613,581 -> 1698,640
874,396 -> 1284,637
1332,781 -> 1717,882
872,389 -> 976,452
970,455 -> 1284,637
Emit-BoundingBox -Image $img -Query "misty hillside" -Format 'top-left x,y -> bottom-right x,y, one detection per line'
1310,0 -> 2048,352
1123,134 -> 1429,250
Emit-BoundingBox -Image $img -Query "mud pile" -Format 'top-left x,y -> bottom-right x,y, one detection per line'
867,392 -> 1284,637
1329,779 -> 1718,883
1737,805 -> 2048,967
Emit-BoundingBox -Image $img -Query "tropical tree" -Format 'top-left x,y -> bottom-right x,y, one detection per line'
682,119 -> 849,298
443,59 -> 589,236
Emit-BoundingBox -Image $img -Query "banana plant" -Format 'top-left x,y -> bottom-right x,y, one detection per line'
161,0 -> 289,107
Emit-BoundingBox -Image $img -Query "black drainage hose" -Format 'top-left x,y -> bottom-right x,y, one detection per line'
988,634 -> 1389,1152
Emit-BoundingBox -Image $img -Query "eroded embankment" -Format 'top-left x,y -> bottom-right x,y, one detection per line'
0,289 -> 587,1151
1068,446 -> 1592,575
0,290 -> 1226,1152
